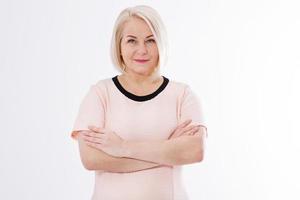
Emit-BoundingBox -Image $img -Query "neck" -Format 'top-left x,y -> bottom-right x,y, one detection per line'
120,71 -> 162,86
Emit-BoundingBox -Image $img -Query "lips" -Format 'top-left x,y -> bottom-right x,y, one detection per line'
134,59 -> 149,63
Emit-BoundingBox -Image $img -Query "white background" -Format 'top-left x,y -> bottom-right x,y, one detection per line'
0,0 -> 299,199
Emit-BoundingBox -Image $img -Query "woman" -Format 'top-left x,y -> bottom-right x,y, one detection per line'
70,5 -> 208,200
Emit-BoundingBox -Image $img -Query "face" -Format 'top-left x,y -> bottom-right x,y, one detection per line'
120,17 -> 159,76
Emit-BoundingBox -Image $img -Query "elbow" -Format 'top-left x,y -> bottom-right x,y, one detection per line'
174,147 -> 205,165
81,154 -> 110,171
84,163 -> 95,171
78,148 -> 96,170
81,157 -> 95,171
195,148 -> 205,163
188,144 -> 205,164
77,134 -> 100,171
188,137 -> 206,164
172,137 -> 205,165
194,138 -> 205,163
193,136 -> 205,163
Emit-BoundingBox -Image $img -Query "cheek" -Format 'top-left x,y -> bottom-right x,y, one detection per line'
152,48 -> 159,60
151,45 -> 159,55
121,47 -> 133,60
122,52 -> 133,62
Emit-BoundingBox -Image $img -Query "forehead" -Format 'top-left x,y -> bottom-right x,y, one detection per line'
122,17 -> 153,38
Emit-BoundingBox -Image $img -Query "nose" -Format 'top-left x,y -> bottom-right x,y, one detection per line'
136,42 -> 148,55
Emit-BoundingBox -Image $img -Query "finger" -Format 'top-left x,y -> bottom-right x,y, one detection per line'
82,134 -> 104,144
191,126 -> 201,135
182,130 -> 194,136
170,120 -> 193,139
182,119 -> 192,126
88,127 -> 105,135
78,130 -> 92,138
85,140 -> 103,149
82,134 -> 97,143
80,130 -> 93,134
182,125 -> 201,136
83,131 -> 105,139
88,125 -> 102,133
177,119 -> 192,129
168,131 -> 179,139
172,123 -> 194,137
189,126 -> 200,135
181,124 -> 199,133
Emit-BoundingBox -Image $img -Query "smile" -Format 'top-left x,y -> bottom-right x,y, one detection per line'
134,59 -> 149,63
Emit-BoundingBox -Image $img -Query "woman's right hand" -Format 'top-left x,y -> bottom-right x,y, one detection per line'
168,119 -> 201,139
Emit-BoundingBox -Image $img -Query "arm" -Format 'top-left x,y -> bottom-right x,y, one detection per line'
71,86 -> 170,173
76,131 -> 170,173
122,126 -> 206,166
81,121 -> 206,167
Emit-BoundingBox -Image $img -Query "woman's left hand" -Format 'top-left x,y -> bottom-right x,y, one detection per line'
82,125 -> 126,157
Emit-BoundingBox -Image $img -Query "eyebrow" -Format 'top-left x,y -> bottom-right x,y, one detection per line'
126,34 -> 154,39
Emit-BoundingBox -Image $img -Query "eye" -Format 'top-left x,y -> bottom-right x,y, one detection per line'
127,39 -> 136,44
146,39 -> 156,43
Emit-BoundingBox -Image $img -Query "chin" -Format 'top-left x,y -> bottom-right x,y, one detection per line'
132,67 -> 155,75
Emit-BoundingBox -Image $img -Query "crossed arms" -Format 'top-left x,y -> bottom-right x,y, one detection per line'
75,125 -> 207,173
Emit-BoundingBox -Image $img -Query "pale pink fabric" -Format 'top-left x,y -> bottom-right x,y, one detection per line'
70,76 -> 207,200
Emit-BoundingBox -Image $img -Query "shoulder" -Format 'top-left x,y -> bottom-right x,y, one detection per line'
167,77 -> 192,95
167,77 -> 202,103
93,77 -> 113,90
86,77 -> 113,99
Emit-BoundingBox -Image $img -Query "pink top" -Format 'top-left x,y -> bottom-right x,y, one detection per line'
70,75 -> 207,200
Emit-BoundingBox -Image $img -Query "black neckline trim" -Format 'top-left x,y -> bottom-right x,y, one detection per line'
112,75 -> 169,102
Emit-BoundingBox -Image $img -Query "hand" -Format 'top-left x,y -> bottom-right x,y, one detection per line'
81,125 -> 126,157
168,119 -> 201,139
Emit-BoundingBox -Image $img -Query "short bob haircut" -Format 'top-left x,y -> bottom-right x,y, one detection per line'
110,5 -> 168,73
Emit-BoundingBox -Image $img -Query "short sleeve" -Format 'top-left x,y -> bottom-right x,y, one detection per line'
179,85 -> 208,137
70,85 -> 105,140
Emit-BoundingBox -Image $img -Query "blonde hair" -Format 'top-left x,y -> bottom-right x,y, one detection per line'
110,5 -> 168,73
